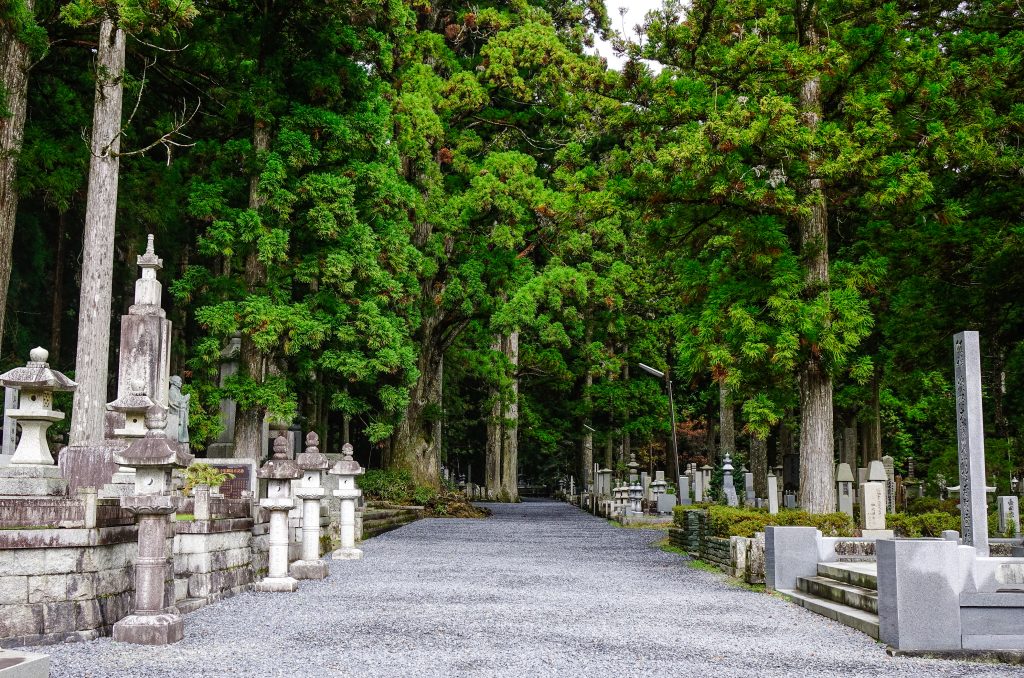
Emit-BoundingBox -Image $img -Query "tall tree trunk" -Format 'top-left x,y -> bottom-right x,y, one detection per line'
797,8 -> 835,514
69,17 -> 125,446
485,336 -> 503,499
719,382 -> 735,462
49,211 -> 66,364
0,0 -> 34,355
499,331 -> 519,502
233,121 -> 271,460
387,332 -> 442,487
579,321 -> 593,490
622,361 -> 630,475
751,434 -> 768,498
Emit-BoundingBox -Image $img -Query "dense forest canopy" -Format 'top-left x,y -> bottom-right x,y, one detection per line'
1,0 -> 1022,508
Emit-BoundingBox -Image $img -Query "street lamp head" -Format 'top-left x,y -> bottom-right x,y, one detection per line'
637,362 -> 665,380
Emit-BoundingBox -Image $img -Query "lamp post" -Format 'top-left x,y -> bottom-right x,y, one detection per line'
638,363 -> 679,502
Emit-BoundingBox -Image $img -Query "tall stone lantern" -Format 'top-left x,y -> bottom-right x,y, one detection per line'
0,347 -> 76,496
329,442 -> 364,560
255,433 -> 302,592
111,406 -> 193,645
290,432 -> 329,580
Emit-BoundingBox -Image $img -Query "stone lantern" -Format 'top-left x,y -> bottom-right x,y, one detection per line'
722,453 -> 739,507
0,347 -> 76,497
255,433 -> 302,592
628,482 -> 643,514
111,406 -> 193,645
290,432 -> 329,580
627,453 -> 640,484
103,379 -> 155,497
329,442 -> 364,560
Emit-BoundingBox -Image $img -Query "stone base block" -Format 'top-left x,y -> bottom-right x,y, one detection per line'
253,576 -> 298,593
111,612 -> 184,645
861,529 -> 895,539
332,547 -> 363,561
0,466 -> 67,497
289,560 -> 329,580
0,648 -> 50,677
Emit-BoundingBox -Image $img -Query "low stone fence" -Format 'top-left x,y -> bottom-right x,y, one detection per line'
670,509 -> 765,584
0,492 -> 316,647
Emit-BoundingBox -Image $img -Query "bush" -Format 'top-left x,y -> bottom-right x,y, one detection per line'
183,463 -> 235,496
887,510 -> 961,537
357,469 -> 416,504
672,505 -> 708,527
905,497 -> 959,517
699,505 -> 855,538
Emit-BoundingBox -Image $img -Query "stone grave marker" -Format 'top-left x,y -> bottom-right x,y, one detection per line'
783,492 -> 796,509
859,460 -> 892,537
836,463 -> 855,518
693,472 -> 704,503
998,496 -> 1020,537
953,331 -> 990,556
882,455 -> 896,513
678,475 -> 691,505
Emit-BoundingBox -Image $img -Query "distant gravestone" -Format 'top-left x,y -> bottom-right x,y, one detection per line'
953,331 -> 990,556
998,496 -> 1020,536
767,473 -> 779,515
657,493 -> 676,514
882,455 -> 896,513
783,493 -> 796,509
679,476 -> 691,505
744,472 -> 755,505
693,472 -> 704,503
860,461 -> 890,536
836,463 -> 855,518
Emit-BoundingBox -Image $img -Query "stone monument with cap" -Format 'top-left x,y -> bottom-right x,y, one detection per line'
290,432 -> 330,580
329,442 -> 364,560
255,433 -> 303,592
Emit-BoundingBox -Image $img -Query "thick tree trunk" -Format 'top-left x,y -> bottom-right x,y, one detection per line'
69,17 -> 125,446
622,362 -> 630,473
797,11 -> 835,514
49,212 -> 66,364
751,434 -> 768,499
499,331 -> 519,502
387,336 -> 442,487
0,0 -> 34,353
485,337 -> 503,499
233,121 -> 271,460
719,382 -> 735,462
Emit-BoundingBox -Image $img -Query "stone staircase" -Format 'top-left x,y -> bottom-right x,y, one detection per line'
782,562 -> 880,640
361,504 -> 424,540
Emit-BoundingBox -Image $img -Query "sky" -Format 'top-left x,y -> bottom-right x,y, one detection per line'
594,0 -> 666,70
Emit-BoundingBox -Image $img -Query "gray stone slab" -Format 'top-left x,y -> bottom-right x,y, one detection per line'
765,526 -> 821,592
953,331 -> 990,556
0,648 -> 50,677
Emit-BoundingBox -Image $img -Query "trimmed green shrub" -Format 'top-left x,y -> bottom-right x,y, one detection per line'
699,506 -> 856,538
887,510 -> 961,537
356,469 -> 416,504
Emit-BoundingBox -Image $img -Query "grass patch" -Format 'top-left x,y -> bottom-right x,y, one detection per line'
656,536 -> 689,556
685,558 -> 722,573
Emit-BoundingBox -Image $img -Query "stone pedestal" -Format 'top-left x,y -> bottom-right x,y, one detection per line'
112,496 -> 183,645
255,499 -> 299,591
330,442 -> 364,560
289,431 -> 330,580
836,463 -> 855,518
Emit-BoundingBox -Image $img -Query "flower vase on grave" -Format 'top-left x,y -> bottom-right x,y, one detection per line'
0,348 -> 77,497
255,434 -> 303,592
111,406 -> 193,645
330,442 -> 365,560
290,432 -> 330,580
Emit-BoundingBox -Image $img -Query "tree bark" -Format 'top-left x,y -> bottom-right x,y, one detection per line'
233,121 -> 271,460
69,17 -> 125,446
499,331 -> 519,502
387,332 -> 443,487
0,0 -> 34,354
485,338 -> 503,499
49,211 -> 66,364
751,434 -> 768,499
796,7 -> 835,514
719,382 -> 735,462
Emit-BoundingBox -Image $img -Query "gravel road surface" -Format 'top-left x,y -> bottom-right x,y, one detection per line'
33,500 -> 1024,677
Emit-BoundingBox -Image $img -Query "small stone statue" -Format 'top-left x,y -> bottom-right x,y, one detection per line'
168,375 -> 190,444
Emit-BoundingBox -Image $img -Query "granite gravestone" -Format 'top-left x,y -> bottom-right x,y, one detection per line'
953,331 -> 990,557
998,496 -> 1020,537
836,463 -> 855,518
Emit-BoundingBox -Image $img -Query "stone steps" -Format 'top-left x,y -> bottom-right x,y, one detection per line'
782,561 -> 880,640
361,508 -> 422,540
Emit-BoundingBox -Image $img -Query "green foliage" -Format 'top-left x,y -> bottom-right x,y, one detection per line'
182,463 -> 235,496
887,511 -> 962,538
700,506 -> 856,539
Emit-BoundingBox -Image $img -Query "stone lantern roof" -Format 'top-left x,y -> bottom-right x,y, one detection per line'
258,434 -> 301,480
330,443 -> 363,476
0,347 -> 77,391
296,432 -> 329,471
113,407 -> 193,468
836,464 -> 855,483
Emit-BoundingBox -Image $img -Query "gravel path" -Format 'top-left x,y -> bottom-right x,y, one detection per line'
34,500 -> 1024,677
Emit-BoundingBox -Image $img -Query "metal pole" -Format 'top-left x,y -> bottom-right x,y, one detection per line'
668,378 -> 680,505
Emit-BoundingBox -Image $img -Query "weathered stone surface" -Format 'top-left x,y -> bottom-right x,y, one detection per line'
112,612 -> 183,646
289,560 -> 328,580
26,575 -> 67,604
42,601 -> 78,634
0,604 -> 42,638
0,577 -> 28,606
765,526 -> 821,592
94,567 -> 132,597
66,573 -> 95,601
